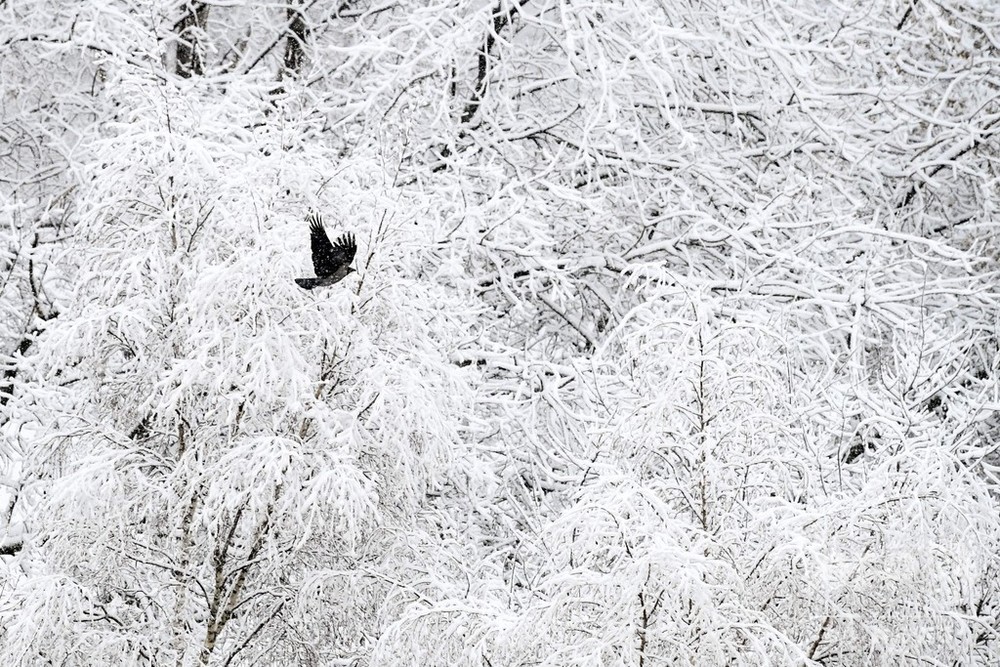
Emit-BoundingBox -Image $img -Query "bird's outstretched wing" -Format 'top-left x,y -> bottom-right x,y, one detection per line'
308,214 -> 356,278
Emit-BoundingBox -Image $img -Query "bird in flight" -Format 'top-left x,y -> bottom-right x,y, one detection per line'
295,214 -> 357,289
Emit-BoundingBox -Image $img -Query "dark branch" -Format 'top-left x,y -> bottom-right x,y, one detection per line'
282,5 -> 310,77
240,0 -> 334,77
0,538 -> 22,557
899,116 -> 1000,210
175,2 -> 210,78
0,332 -> 37,408
459,0 -> 529,124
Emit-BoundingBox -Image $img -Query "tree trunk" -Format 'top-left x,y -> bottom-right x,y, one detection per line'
176,2 -> 211,78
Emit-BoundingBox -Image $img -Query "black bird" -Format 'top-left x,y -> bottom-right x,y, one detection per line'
295,214 -> 357,289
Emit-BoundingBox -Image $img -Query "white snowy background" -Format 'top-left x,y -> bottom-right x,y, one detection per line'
1,0 -> 1000,665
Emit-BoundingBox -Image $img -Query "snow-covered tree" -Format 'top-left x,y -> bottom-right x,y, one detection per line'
1,0 -> 999,665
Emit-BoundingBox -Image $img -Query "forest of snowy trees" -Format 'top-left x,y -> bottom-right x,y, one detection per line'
1,0 -> 999,664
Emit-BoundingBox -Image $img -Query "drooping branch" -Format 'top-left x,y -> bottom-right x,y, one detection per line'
1,34 -> 165,79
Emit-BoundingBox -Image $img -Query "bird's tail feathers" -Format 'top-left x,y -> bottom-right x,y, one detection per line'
295,277 -> 320,290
